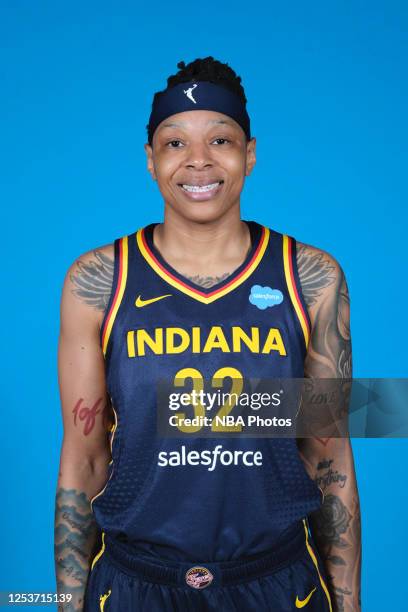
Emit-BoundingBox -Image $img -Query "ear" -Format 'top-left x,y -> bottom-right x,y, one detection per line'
245,137 -> 256,176
144,143 -> 157,181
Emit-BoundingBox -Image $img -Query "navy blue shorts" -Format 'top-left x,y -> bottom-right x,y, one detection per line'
84,518 -> 332,611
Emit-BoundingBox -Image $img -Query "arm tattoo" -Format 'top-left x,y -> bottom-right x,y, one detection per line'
70,250 -> 114,311
303,267 -> 352,379
336,273 -> 352,378
310,483 -> 361,612
297,244 -> 361,610
55,488 -> 100,611
313,493 -> 352,551
315,458 -> 347,490
297,243 -> 336,307
300,450 -> 361,612
72,397 -> 109,436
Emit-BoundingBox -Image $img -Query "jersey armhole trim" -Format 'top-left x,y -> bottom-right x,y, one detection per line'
90,402 -> 119,508
282,235 -> 311,349
302,519 -> 333,611
100,235 -> 129,356
90,531 -> 106,571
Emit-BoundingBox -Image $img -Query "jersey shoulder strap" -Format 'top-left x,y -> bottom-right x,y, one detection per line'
99,232 -> 135,357
272,229 -> 312,349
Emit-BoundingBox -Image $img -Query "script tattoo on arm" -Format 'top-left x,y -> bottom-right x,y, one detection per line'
305,453 -> 361,612
72,397 -> 111,436
297,242 -> 362,612
70,250 -> 114,311
55,488 -> 100,612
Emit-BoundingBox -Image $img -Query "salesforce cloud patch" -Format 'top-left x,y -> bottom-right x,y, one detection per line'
249,285 -> 284,310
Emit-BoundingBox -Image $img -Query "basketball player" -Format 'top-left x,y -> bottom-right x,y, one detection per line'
55,57 -> 361,611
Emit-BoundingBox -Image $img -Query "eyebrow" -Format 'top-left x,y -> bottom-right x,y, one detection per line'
159,119 -> 235,129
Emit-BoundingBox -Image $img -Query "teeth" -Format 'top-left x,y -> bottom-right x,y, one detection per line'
182,182 -> 220,193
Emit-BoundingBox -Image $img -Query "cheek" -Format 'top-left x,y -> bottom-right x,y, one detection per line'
154,158 -> 177,184
223,161 -> 246,189
220,150 -> 247,176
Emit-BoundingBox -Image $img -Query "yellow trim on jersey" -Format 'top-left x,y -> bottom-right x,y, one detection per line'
91,531 -> 106,571
282,234 -> 310,348
101,235 -> 129,356
90,404 -> 118,507
136,227 -> 270,304
302,519 -> 333,612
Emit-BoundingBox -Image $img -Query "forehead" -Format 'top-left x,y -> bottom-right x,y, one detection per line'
155,110 -> 242,134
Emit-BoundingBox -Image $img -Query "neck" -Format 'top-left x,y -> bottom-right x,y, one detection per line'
153,207 -> 251,275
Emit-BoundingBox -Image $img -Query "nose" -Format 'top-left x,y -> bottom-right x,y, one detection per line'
185,141 -> 213,170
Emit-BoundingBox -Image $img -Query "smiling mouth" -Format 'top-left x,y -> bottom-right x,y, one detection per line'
179,180 -> 224,193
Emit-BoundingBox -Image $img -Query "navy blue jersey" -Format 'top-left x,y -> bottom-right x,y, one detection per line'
90,220 -> 323,562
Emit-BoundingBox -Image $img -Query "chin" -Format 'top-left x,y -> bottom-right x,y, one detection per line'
163,187 -> 241,225
172,200 -> 234,225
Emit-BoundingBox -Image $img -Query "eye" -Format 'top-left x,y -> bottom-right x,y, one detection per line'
166,140 -> 184,148
212,138 -> 230,145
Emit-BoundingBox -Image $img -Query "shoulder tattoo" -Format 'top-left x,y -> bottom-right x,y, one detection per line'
70,250 -> 114,311
296,243 -> 337,307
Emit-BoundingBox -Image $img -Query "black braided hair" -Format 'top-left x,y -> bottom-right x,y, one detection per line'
147,56 -> 248,145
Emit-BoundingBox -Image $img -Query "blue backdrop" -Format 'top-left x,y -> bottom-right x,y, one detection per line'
1,1 -> 407,609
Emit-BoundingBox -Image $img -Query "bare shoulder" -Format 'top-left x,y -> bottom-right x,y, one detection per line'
297,242 -> 352,378
296,240 -> 348,312
69,242 -> 115,311
60,242 -> 115,333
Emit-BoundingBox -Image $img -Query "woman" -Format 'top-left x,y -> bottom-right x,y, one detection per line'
55,56 -> 361,611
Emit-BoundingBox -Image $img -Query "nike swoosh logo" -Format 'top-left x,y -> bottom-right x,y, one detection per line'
135,294 -> 172,307
295,587 -> 317,608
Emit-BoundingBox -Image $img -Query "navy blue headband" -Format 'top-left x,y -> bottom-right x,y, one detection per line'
147,80 -> 251,144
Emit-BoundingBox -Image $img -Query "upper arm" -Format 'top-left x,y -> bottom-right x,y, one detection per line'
57,244 -> 114,470
296,242 -> 352,454
296,241 -> 352,379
